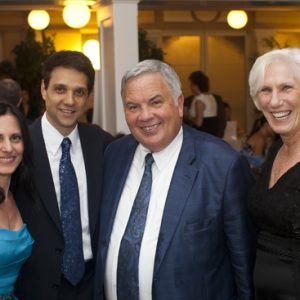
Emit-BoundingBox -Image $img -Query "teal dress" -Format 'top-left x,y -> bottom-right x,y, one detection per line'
0,224 -> 33,300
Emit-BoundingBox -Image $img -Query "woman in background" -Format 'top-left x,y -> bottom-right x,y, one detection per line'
0,101 -> 33,299
186,70 -> 226,137
248,48 -> 300,299
241,115 -> 275,173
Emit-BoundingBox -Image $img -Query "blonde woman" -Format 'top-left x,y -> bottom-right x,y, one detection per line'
248,48 -> 300,299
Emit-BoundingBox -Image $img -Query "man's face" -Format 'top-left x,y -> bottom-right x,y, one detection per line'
41,67 -> 89,136
123,72 -> 184,152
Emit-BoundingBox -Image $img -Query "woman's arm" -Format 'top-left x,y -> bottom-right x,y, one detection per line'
190,100 -> 205,127
247,133 -> 266,156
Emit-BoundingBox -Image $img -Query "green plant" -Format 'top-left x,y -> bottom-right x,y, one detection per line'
12,29 -> 55,119
0,60 -> 17,79
139,28 -> 164,61
261,36 -> 290,49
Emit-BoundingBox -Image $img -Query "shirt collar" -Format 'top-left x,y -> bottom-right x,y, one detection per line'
136,126 -> 183,171
41,113 -> 79,156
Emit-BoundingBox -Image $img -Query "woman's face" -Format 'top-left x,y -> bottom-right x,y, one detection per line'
257,62 -> 300,139
0,113 -> 23,177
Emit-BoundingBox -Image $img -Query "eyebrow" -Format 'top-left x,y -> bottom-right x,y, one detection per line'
52,83 -> 88,90
149,95 -> 162,101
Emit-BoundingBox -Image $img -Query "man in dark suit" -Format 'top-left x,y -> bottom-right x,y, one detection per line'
94,59 -> 255,300
15,51 -> 112,300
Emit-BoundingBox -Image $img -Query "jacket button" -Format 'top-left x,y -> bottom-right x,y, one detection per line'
52,283 -> 60,289
55,248 -> 62,254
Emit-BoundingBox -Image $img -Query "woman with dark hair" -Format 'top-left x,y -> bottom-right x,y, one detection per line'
185,70 -> 226,137
241,115 -> 275,170
0,101 -> 33,299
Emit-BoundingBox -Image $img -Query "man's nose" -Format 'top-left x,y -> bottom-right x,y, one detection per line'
138,107 -> 153,120
64,90 -> 75,105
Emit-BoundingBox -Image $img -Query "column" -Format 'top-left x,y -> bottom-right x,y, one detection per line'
94,0 -> 140,135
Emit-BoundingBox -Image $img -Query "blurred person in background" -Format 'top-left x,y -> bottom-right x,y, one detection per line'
240,115 -> 276,177
0,79 -> 32,125
185,70 -> 226,138
0,78 -> 22,107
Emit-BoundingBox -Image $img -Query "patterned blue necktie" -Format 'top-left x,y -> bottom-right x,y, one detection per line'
59,137 -> 85,286
117,153 -> 154,300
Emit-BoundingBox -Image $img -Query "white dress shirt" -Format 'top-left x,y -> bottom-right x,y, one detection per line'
41,113 -> 93,260
105,127 -> 183,300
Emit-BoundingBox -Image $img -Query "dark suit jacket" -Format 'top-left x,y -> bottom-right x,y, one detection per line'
94,125 -> 255,300
15,119 -> 112,300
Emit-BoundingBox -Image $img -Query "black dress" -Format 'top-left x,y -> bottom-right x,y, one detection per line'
248,139 -> 300,300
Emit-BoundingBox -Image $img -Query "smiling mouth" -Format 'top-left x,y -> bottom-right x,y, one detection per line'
141,123 -> 160,132
0,157 -> 15,163
60,108 -> 76,115
272,111 -> 291,119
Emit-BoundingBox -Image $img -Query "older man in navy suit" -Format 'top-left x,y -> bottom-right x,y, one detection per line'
94,59 -> 255,300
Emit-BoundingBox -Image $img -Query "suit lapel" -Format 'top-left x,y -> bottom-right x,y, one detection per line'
100,137 -> 137,267
104,139 -> 137,241
154,127 -> 198,274
31,120 -> 62,233
78,125 -> 98,237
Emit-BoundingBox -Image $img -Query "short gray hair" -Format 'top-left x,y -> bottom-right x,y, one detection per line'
0,78 -> 21,107
121,59 -> 182,105
249,48 -> 300,109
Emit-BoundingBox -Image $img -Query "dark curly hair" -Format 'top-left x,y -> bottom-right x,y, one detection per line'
189,71 -> 210,93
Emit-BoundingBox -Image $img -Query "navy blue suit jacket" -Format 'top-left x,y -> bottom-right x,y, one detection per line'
94,125 -> 255,300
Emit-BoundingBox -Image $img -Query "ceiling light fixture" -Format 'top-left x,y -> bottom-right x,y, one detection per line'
63,2 -> 91,29
83,39 -> 100,70
28,10 -> 50,30
227,10 -> 248,29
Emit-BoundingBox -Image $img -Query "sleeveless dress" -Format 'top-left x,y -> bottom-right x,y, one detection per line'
189,94 -> 220,136
248,139 -> 300,300
0,224 -> 33,300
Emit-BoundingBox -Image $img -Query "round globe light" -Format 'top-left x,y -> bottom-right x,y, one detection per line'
63,3 -> 91,29
28,10 -> 50,30
83,39 -> 100,70
227,10 -> 248,29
